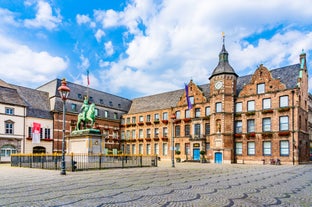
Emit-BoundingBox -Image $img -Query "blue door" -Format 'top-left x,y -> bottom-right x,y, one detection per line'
215,152 -> 222,164
193,149 -> 200,160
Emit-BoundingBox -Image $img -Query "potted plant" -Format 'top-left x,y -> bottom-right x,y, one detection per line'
175,150 -> 181,162
200,150 -> 206,163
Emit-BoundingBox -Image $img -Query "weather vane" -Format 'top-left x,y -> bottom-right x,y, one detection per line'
222,32 -> 225,44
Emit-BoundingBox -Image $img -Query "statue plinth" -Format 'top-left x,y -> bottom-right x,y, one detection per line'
71,128 -> 101,136
67,129 -> 103,154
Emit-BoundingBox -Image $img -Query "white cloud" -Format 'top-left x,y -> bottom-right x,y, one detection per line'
78,55 -> 90,70
76,14 -> 90,25
104,41 -> 114,56
0,34 -> 68,85
95,29 -> 105,42
24,0 -> 62,30
93,0 -> 312,97
0,8 -> 19,27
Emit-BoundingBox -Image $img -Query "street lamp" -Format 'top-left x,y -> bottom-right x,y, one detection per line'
58,78 -> 70,175
171,113 -> 176,168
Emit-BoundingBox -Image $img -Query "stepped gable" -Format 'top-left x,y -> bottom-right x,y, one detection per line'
127,63 -> 300,114
11,85 -> 52,119
236,64 -> 300,95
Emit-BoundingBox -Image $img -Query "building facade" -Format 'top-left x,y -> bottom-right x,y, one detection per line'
0,80 -> 26,162
121,43 -> 310,164
12,85 -> 54,154
37,79 -> 132,153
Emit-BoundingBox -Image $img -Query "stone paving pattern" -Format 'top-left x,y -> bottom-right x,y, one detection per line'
0,161 -> 311,207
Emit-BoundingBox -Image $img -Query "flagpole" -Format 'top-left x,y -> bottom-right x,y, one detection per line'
87,69 -> 90,99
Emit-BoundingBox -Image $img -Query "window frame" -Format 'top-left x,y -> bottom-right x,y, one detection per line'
257,83 -> 265,94
5,107 -> 14,115
262,98 -> 271,109
247,100 -> 255,111
235,102 -> 242,113
185,124 -> 190,136
247,119 -> 255,133
235,142 -> 242,155
216,102 -> 222,113
262,118 -> 271,132
280,140 -> 289,156
5,121 -> 14,134
185,109 -> 190,118
205,107 -> 210,116
263,141 -> 271,156
279,116 -> 289,131
235,121 -> 242,133
247,142 -> 255,155
195,108 -> 200,118
279,95 -> 289,107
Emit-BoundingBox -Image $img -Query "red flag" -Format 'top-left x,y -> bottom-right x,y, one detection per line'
32,122 -> 41,133
32,122 -> 41,144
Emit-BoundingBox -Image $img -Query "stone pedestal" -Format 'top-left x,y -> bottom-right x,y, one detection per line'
67,129 -> 103,154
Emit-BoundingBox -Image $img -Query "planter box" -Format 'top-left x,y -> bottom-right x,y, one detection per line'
162,120 -> 168,124
261,109 -> 273,114
278,131 -> 290,136
234,133 -> 242,138
245,111 -> 255,116
183,118 -> 191,122
262,132 -> 273,138
278,107 -> 291,112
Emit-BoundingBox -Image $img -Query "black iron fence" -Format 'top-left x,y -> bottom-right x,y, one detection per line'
11,153 -> 158,171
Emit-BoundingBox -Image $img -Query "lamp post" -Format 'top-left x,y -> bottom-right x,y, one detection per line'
58,78 -> 70,175
171,113 -> 176,168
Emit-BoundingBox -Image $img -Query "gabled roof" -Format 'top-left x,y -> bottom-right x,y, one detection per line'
37,79 -> 132,113
0,80 -> 26,107
127,64 -> 300,114
12,85 -> 53,119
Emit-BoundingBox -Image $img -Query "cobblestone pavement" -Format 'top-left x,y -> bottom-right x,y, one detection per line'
0,161 -> 311,207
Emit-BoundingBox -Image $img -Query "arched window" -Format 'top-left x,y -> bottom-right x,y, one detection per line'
1,145 -> 17,159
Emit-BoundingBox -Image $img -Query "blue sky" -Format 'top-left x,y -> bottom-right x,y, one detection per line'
0,0 -> 312,99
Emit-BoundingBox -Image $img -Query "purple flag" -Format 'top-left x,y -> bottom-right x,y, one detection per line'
185,84 -> 192,109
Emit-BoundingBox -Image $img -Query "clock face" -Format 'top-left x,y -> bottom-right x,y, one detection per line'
215,81 -> 223,89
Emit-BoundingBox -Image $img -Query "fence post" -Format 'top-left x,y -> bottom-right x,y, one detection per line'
29,155 -> 32,168
54,154 -> 58,170
41,154 -> 44,169
122,155 -> 125,168
140,155 -> 143,167
19,156 -> 22,167
99,153 -> 102,170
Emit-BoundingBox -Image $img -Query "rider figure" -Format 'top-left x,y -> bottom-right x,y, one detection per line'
80,97 -> 90,121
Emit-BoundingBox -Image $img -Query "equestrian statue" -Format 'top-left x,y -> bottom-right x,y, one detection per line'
76,97 -> 96,130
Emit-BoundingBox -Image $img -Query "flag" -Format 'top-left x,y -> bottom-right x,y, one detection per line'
32,122 -> 41,144
87,69 -> 90,86
185,84 -> 192,110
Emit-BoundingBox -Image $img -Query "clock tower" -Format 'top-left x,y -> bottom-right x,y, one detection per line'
208,35 -> 238,163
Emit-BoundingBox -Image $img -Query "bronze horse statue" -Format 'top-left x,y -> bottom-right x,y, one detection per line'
76,103 -> 96,130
